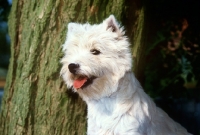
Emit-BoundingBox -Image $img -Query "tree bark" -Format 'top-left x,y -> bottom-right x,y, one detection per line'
0,0 -> 146,134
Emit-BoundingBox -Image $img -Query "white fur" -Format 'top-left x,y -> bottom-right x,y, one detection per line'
61,15 -> 191,135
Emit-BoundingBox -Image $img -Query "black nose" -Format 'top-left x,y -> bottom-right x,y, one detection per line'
68,63 -> 79,74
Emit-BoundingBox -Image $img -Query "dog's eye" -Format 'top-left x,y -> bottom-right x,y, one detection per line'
90,49 -> 101,55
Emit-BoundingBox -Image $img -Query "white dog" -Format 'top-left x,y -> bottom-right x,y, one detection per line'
60,15 -> 191,135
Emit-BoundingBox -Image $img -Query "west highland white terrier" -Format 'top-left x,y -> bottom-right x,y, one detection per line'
60,15 -> 191,135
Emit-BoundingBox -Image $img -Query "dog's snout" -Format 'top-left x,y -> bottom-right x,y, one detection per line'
68,63 -> 79,74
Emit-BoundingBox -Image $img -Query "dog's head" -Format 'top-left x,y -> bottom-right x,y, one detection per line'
61,15 -> 132,101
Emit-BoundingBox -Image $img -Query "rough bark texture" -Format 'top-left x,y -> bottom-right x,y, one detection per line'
0,0 -> 146,134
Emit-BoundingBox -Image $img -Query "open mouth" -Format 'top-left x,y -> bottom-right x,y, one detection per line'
73,75 -> 96,89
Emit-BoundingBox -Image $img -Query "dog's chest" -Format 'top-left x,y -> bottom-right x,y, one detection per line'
87,98 -> 116,121
87,98 -> 140,134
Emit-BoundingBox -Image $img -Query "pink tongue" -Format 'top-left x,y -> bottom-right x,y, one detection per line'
73,77 -> 88,89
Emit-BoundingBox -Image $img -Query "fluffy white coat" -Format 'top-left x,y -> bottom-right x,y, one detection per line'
61,15 -> 191,135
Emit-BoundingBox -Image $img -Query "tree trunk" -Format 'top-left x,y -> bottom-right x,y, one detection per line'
0,0 -> 146,134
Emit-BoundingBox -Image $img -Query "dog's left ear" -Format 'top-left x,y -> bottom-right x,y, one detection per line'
103,15 -> 120,33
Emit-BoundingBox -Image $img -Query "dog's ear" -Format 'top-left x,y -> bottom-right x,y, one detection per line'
103,15 -> 120,33
67,23 -> 77,32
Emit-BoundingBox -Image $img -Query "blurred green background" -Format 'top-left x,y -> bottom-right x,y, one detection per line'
0,0 -> 11,106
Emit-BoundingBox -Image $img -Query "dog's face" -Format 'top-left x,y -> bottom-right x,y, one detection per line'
61,15 -> 132,101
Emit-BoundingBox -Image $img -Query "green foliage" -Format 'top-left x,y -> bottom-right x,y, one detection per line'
145,20 -> 200,99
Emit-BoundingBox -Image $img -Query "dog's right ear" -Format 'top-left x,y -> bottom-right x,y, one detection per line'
67,23 -> 77,32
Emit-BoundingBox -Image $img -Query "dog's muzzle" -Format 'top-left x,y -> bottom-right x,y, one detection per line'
68,63 -> 97,89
